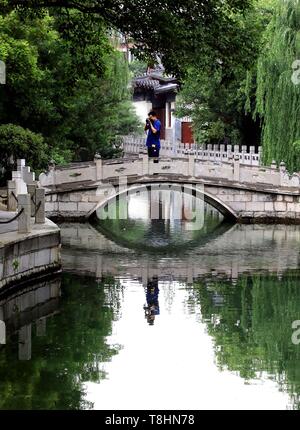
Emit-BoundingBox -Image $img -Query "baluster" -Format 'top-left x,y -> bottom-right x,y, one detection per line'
226,145 -> 233,162
213,144 -> 219,161
249,146 -> 255,165
220,144 -> 225,163
241,146 -> 247,165
207,144 -> 212,161
258,147 -> 263,166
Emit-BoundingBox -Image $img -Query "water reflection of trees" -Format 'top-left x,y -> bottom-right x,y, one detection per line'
0,274 -> 122,410
187,272 -> 300,409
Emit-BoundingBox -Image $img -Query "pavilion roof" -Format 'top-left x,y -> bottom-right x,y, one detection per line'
132,68 -> 179,94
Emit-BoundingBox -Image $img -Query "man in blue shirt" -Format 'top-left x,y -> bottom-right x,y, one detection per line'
145,110 -> 161,159
143,276 -> 160,326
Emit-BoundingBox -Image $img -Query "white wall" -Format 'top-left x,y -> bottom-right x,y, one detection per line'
164,101 -> 177,142
133,100 -> 152,124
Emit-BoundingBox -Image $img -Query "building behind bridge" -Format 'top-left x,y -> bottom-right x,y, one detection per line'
113,32 -> 195,146
132,67 -> 194,146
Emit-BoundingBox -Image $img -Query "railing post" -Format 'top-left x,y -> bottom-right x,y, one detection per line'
279,161 -> 287,186
22,166 -> 35,184
18,194 -> 31,233
279,161 -> 286,173
27,183 -> 38,217
188,153 -> 195,177
271,160 -> 277,170
142,153 -> 149,175
258,147 -> 263,165
241,146 -> 247,164
213,144 -> 219,162
249,146 -> 255,165
17,159 -> 26,172
220,144 -> 225,163
35,188 -> 45,224
227,145 -> 232,162
95,158 -> 103,181
7,180 -> 17,211
233,154 -> 240,182
12,170 -> 27,194
48,159 -> 56,172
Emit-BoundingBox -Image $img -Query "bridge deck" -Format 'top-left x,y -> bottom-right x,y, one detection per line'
44,172 -> 300,197
40,153 -> 300,223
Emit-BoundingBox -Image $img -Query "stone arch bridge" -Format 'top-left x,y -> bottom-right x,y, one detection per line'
39,152 -> 300,223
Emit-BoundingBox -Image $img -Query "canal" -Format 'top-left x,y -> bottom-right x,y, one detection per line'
1,191 -> 300,410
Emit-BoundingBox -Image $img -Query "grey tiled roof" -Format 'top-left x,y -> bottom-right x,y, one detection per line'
133,69 -> 178,93
133,76 -> 160,90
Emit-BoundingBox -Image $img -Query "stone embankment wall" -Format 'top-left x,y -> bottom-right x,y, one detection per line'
0,219 -> 61,290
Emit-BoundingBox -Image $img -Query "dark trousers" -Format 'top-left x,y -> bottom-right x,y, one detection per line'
147,146 -> 160,158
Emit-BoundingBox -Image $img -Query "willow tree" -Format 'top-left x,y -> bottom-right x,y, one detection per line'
254,0 -> 300,171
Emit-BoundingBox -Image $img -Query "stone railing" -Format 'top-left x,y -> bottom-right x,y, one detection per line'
0,159 -> 46,234
39,153 -> 300,191
120,135 -> 262,166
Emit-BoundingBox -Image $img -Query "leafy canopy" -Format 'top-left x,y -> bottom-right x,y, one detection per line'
1,0 -> 252,77
0,8 -> 140,173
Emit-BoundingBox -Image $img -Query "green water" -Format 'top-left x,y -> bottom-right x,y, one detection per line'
1,201 -> 300,409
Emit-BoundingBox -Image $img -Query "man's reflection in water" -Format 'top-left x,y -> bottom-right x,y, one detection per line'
144,276 -> 160,325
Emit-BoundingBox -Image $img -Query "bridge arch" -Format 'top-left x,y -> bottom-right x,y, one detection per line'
88,182 -> 238,221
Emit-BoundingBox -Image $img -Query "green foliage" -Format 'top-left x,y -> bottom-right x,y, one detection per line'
293,140 -> 300,157
12,258 -> 19,271
0,123 -> 47,181
2,0 -> 298,170
253,0 -> 300,171
176,1 -> 274,147
0,275 -> 122,410
54,51 -> 140,161
0,9 -> 140,167
1,0 -> 253,79
49,147 -> 73,166
190,271 -> 300,408
128,60 -> 148,78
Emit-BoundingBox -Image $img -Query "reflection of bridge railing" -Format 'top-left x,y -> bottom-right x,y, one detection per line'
0,277 -> 61,359
61,223 -> 300,282
121,135 -> 262,166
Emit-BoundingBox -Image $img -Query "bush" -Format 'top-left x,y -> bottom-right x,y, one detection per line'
0,124 -> 48,183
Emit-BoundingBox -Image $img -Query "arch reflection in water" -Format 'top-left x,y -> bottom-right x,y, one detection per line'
94,186 -> 227,252
61,223 -> 300,280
